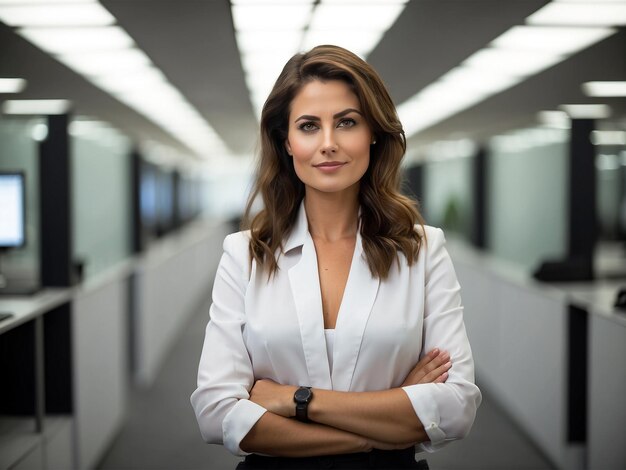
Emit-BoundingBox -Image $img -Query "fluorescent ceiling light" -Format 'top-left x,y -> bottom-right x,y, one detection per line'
244,81 -> 280,107
558,104 -> 612,118
527,2 -> 626,26
438,67 -> 521,95
2,99 -> 72,115
0,0 -> 95,3
463,48 -> 563,77
398,91 -> 485,137
250,92 -> 267,116
90,68 -> 167,94
308,3 -> 405,31
19,26 -> 134,54
12,4 -> 228,158
323,0 -> 408,3
415,81 -> 489,104
491,25 -> 617,55
0,78 -> 27,93
240,51 -> 293,75
57,48 -> 151,76
69,119 -> 114,137
582,81 -> 626,97
0,3 -> 115,27
537,110 -> 571,128
236,31 -> 302,53
558,0 -> 626,2
245,73 -> 281,95
232,0 -> 313,4
115,83 -> 186,105
591,130 -> 626,146
232,3 -> 313,30
301,29 -> 385,58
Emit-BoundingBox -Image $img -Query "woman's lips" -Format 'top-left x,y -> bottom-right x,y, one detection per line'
314,161 -> 346,172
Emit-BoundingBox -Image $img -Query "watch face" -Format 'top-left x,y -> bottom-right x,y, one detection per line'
294,387 -> 312,403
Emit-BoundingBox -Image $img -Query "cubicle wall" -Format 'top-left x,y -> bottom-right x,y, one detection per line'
449,239 -> 626,470
451,248 -> 583,469
0,219 -> 230,470
133,221 -> 232,386
587,308 -> 626,469
72,269 -> 130,470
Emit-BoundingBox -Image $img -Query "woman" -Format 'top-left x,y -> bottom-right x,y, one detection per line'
191,45 -> 481,469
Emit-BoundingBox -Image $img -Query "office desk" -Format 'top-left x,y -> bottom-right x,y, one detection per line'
0,218 -> 231,470
447,239 -> 625,470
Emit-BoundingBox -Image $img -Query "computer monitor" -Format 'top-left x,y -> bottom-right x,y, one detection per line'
0,171 -> 26,250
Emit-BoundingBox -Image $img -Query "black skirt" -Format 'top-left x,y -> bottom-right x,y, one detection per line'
235,447 -> 429,470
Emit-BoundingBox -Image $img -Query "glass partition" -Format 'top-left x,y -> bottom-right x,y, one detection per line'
487,128 -> 568,271
70,121 -> 132,280
423,156 -> 474,239
596,149 -> 626,241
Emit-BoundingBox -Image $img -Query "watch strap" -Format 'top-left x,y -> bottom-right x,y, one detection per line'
294,386 -> 312,422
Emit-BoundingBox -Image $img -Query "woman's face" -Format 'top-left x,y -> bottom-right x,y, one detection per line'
285,79 -> 373,197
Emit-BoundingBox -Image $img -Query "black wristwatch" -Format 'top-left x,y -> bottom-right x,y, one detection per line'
294,386 -> 313,422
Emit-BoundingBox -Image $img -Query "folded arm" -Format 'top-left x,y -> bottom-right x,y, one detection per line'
240,411 -> 411,457
248,348 -> 451,445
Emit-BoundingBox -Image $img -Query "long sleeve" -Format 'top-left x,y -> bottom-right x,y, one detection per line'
402,227 -> 482,452
190,233 -> 267,456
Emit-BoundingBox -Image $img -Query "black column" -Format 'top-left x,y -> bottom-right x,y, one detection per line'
568,119 -> 596,261
39,114 -> 73,287
471,146 -> 488,249
567,304 -> 588,444
43,303 -> 73,413
534,120 -> 596,281
130,149 -> 143,254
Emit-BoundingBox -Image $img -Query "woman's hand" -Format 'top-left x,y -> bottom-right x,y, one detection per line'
249,379 -> 298,418
401,348 -> 451,387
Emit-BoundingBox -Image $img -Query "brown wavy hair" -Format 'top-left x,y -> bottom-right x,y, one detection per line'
242,45 -> 425,279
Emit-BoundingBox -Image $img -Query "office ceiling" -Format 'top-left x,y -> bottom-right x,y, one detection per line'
0,0 -> 624,159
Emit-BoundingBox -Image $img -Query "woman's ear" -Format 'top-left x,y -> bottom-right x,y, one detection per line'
285,139 -> 292,156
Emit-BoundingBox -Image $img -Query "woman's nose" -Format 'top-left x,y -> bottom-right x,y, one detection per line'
320,131 -> 338,155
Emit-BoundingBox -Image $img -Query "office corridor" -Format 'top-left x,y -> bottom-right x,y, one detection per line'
97,294 -> 554,470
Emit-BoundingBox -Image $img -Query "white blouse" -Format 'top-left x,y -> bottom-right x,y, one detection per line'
324,329 -> 335,374
191,203 -> 481,456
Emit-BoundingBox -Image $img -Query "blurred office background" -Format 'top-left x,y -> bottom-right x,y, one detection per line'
0,0 -> 625,469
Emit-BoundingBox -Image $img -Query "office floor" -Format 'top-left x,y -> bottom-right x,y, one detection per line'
97,297 -> 555,470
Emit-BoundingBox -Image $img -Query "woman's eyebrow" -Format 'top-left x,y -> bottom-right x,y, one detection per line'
294,114 -> 319,123
333,108 -> 362,119
294,108 -> 363,123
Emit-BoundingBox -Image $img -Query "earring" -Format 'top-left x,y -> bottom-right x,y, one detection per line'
371,140 -> 377,145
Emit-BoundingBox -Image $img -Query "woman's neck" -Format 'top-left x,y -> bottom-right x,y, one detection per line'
304,187 -> 359,242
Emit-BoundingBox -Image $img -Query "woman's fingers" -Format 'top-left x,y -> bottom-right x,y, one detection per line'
422,361 -> 451,384
434,372 -> 449,384
416,351 -> 449,380
402,349 -> 452,386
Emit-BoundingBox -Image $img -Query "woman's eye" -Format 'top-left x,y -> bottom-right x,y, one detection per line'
338,118 -> 356,128
298,122 -> 317,132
